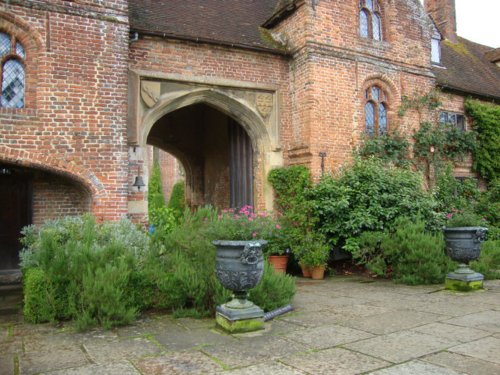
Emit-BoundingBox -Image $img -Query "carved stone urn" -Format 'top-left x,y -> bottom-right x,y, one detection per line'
444,227 -> 488,291
213,240 -> 266,333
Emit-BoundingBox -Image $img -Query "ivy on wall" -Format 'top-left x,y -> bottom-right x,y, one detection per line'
465,100 -> 500,181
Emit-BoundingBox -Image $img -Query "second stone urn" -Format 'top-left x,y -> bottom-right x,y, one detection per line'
213,240 -> 267,333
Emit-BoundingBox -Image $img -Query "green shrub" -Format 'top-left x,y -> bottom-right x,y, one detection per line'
310,158 -> 437,249
471,240 -> 500,280
23,268 -> 56,323
168,181 -> 186,220
356,131 -> 410,168
476,179 -> 500,228
249,262 -> 296,312
465,100 -> 500,181
20,216 -> 149,330
433,165 -> 480,213
148,162 -> 166,211
353,218 -> 455,285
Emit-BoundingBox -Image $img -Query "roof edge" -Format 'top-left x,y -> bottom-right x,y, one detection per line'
130,28 -> 289,56
262,0 -> 305,29
437,83 -> 500,103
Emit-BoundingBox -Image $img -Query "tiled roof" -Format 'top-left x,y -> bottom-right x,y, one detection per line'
128,0 -> 278,51
434,37 -> 500,100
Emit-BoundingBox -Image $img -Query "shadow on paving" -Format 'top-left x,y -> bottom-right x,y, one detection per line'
1,277 -> 500,374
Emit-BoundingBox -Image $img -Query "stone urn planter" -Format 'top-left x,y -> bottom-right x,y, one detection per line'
213,240 -> 267,333
443,227 -> 487,291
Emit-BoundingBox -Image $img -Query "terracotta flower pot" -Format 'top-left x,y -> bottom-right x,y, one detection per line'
268,255 -> 288,274
300,263 -> 312,278
311,266 -> 326,280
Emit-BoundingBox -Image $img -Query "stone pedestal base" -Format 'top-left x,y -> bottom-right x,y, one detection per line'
445,269 -> 484,292
216,304 -> 264,333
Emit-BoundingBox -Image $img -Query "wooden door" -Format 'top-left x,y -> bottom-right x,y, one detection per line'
228,120 -> 254,209
0,168 -> 32,270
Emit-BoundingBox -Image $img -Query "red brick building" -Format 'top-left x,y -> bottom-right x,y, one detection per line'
1,0 -> 499,271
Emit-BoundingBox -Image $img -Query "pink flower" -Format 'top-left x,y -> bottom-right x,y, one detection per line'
252,232 -> 257,238
276,224 -> 281,229
446,213 -> 453,219
248,217 -> 253,221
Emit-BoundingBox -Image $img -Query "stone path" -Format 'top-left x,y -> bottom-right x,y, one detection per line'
1,277 -> 500,374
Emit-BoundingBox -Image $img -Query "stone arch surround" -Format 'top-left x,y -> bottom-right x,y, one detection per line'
135,84 -> 283,211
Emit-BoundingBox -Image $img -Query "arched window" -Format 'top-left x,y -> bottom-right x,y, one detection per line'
359,0 -> 383,41
364,86 -> 388,135
0,31 -> 25,108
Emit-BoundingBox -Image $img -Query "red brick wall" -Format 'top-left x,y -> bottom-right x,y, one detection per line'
32,171 -> 91,226
0,0 -> 130,221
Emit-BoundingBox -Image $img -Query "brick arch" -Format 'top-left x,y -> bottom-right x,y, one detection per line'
0,145 -> 106,201
140,88 -> 273,154
362,74 -> 400,105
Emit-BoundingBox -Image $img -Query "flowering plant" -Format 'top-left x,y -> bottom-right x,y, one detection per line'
207,206 -> 285,255
445,209 -> 487,228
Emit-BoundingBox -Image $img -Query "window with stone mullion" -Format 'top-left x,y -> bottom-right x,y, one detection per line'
359,0 -> 382,41
0,31 -> 25,108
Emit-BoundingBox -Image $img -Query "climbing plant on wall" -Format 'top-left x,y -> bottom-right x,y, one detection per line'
465,99 -> 500,181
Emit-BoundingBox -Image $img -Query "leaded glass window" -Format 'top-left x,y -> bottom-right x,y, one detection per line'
439,111 -> 466,132
0,31 -> 25,108
360,10 -> 369,38
365,102 -> 375,135
359,0 -> 383,41
364,85 -> 388,136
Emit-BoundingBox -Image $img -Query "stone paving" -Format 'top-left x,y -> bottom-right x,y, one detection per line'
1,276 -> 500,374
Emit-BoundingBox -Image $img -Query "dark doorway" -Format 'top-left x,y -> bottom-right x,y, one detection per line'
0,166 -> 32,270
229,119 -> 254,208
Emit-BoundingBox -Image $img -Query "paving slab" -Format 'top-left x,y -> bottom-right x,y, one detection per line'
23,332 -> 81,353
367,360 -> 463,374
134,351 -> 223,374
448,336 -> 500,365
344,331 -> 457,363
0,336 -> 22,355
40,362 -> 141,375
410,322 -> 491,343
19,348 -> 89,375
283,324 -> 374,349
341,310 -> 447,335
0,355 -> 15,375
223,361 -> 306,374
155,327 -> 238,351
444,310 -> 500,332
281,347 -> 390,374
423,351 -> 500,375
83,337 -> 162,364
202,335 -> 307,368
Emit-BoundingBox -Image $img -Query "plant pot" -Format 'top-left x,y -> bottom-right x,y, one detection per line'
300,263 -> 312,278
443,227 -> 487,288
268,255 -> 289,274
311,266 -> 326,280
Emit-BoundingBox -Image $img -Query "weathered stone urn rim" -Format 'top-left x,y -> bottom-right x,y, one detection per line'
212,239 -> 268,246
443,226 -> 488,232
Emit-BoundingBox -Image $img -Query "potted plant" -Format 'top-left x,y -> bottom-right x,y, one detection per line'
444,210 -> 488,289
298,233 -> 330,280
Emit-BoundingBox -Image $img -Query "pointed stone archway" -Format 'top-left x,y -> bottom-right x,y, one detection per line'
131,82 -> 283,212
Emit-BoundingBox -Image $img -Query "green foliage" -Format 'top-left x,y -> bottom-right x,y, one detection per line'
433,164 -> 480,213
148,162 -> 166,211
465,100 -> 500,181
356,131 -> 410,168
445,210 -> 487,228
295,233 -> 330,267
23,268 -> 56,323
353,219 -> 455,284
167,181 -> 186,221
20,216 -> 149,330
476,179 -> 500,229
268,166 -> 317,256
413,121 -> 476,163
310,158 -> 436,249
471,240 -> 500,279
249,262 -> 296,312
398,90 -> 442,117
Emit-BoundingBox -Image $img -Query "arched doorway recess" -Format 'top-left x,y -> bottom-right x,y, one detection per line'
147,103 -> 254,209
